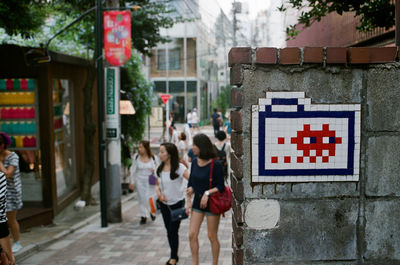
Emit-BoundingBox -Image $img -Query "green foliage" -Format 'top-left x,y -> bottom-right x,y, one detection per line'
0,0 -> 47,37
128,0 -> 176,56
211,84 -> 232,120
1,0 -> 180,58
280,0 -> 395,39
120,51 -> 153,167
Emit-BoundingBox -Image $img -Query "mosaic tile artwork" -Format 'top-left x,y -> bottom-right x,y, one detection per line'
251,92 -> 361,183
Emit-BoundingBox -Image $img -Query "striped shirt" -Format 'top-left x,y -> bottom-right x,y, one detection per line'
3,152 -> 23,211
0,172 -> 7,223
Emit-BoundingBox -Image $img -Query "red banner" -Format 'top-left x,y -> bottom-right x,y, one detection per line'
104,11 -> 131,66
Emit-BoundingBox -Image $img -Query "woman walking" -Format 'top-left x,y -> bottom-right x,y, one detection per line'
0,132 -> 23,253
156,143 -> 189,265
186,134 -> 225,265
130,140 -> 158,224
0,171 -> 15,264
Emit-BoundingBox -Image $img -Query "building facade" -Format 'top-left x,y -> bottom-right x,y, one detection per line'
286,2 -> 396,47
148,0 -> 233,124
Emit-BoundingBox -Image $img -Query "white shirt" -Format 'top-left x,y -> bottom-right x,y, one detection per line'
130,155 -> 158,183
191,111 -> 199,123
177,140 -> 187,154
159,163 -> 187,205
187,112 -> 193,123
171,130 -> 179,145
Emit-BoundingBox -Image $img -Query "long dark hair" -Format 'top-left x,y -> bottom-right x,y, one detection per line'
193,133 -> 216,160
139,140 -> 153,158
0,132 -> 11,149
157,143 -> 180,180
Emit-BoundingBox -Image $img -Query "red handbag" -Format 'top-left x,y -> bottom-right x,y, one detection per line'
208,159 -> 232,217
0,251 -> 9,265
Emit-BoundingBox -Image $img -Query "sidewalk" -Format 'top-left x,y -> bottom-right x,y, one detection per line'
15,124 -> 231,264
15,191 -> 134,263
18,191 -> 233,264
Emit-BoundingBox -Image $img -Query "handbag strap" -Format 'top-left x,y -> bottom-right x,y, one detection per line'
209,159 -> 215,189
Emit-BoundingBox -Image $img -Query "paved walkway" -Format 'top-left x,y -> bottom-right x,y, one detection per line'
15,124 -> 232,264
19,193 -> 232,265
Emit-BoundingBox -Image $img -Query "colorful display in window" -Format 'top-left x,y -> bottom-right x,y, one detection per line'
0,79 -> 39,149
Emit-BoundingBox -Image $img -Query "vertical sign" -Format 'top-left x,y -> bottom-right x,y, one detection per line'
105,67 -> 120,139
104,11 -> 131,66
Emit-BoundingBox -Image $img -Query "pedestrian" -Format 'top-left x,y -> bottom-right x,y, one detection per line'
0,171 -> 15,265
186,109 -> 193,129
177,132 -> 187,160
186,134 -> 225,265
183,123 -> 193,148
191,108 -> 200,132
0,132 -> 23,254
170,127 -> 180,146
156,143 -> 189,265
214,131 -> 230,181
223,113 -> 232,140
210,108 -> 221,137
130,140 -> 159,224
168,112 -> 175,141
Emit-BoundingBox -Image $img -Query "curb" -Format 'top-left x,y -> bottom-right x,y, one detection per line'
16,192 -> 136,262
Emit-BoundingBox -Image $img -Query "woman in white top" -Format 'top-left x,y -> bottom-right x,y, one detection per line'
156,143 -> 189,265
130,140 -> 158,225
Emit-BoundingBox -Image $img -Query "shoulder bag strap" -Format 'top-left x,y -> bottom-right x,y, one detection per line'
209,159 -> 215,189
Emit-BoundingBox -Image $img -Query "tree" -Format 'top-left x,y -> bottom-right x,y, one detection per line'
0,0 -> 47,37
211,84 -> 232,121
120,51 -> 153,168
1,0 -> 180,204
279,0 -> 396,38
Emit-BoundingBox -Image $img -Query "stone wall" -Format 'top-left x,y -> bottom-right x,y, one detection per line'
229,47 -> 400,265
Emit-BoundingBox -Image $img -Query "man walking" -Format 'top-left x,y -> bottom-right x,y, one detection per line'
211,108 -> 221,137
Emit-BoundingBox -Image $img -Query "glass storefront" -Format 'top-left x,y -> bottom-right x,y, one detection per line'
153,80 -> 197,123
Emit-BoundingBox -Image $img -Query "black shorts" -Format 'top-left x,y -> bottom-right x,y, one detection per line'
0,222 -> 9,238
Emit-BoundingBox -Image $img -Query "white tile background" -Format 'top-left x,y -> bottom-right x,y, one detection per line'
251,92 -> 361,183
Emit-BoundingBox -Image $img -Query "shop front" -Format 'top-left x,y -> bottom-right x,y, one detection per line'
0,44 -> 98,228
153,80 -> 197,123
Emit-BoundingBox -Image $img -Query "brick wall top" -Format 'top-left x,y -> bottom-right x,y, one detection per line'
228,47 -> 399,66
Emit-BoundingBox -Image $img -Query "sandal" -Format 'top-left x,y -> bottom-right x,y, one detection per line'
166,258 -> 178,265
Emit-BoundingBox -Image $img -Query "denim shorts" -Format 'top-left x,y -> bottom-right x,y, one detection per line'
192,208 -> 219,216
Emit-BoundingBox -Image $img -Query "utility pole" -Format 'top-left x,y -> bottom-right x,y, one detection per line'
184,2 -> 188,118
105,0 -> 122,223
396,0 -> 400,46
96,0 -> 107,228
165,38 -> 170,137
232,0 -> 237,47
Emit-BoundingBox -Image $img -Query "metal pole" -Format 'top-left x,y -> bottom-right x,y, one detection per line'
165,35 -> 169,134
96,0 -> 107,227
233,0 -> 237,47
184,3 -> 187,118
396,0 -> 400,46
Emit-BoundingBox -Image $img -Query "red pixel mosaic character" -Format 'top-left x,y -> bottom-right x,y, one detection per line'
271,124 -> 342,164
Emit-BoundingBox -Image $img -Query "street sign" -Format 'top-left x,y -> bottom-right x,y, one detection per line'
105,67 -> 120,139
104,11 -> 131,66
160,94 -> 171,104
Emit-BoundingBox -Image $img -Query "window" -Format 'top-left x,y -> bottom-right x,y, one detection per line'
53,79 -> 77,199
157,49 -> 181,70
